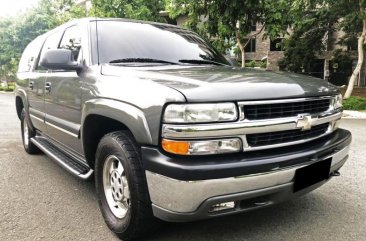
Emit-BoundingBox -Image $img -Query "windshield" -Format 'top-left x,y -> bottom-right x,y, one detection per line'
92,20 -> 229,66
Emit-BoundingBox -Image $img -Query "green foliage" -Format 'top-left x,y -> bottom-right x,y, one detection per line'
260,60 -> 267,68
0,82 -> 15,92
343,96 -> 366,110
331,49 -> 353,75
91,0 -> 165,21
244,60 -> 267,68
167,0 -> 293,56
247,60 -> 257,68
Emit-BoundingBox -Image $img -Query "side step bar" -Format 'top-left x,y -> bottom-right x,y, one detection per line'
31,136 -> 93,180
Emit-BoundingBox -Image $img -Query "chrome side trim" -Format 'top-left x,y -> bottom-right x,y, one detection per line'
162,111 -> 342,139
45,121 -> 79,138
146,145 -> 350,213
30,114 -> 44,123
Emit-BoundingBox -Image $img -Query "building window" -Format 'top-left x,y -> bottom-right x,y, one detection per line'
244,38 -> 256,52
346,37 -> 357,51
270,38 -> 285,51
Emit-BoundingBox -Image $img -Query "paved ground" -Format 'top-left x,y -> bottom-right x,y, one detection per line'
0,92 -> 365,241
343,110 -> 366,119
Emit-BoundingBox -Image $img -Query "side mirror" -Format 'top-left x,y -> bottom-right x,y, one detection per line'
40,49 -> 82,71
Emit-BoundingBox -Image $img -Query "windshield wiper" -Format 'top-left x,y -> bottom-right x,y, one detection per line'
109,58 -> 178,65
178,59 -> 226,66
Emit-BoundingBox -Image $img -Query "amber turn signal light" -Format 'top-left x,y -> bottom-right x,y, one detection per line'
162,139 -> 190,155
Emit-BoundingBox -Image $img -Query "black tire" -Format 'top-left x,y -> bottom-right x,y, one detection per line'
95,131 -> 160,240
20,109 -> 40,154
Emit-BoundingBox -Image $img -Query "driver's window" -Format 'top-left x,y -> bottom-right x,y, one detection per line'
59,25 -> 82,62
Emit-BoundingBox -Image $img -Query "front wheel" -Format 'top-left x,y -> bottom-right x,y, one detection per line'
95,131 -> 160,240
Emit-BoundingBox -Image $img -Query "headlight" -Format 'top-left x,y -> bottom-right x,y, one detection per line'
163,103 -> 238,123
162,138 -> 242,155
333,94 -> 343,109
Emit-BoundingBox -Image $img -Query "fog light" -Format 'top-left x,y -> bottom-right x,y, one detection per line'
209,201 -> 235,212
162,138 -> 242,155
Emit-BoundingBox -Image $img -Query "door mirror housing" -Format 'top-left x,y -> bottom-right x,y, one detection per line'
40,49 -> 82,71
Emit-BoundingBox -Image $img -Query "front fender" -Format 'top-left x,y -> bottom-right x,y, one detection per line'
81,99 -> 153,145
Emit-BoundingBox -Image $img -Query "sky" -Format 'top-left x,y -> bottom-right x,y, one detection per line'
0,0 -> 39,17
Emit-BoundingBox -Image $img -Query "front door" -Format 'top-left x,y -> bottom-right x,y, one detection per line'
44,24 -> 84,155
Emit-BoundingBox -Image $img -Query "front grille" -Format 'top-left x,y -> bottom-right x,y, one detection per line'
244,99 -> 331,120
247,123 -> 330,147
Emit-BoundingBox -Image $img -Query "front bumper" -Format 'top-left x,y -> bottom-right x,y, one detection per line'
142,129 -> 351,222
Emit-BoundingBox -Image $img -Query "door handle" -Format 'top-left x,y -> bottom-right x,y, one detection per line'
45,82 -> 52,93
29,81 -> 34,90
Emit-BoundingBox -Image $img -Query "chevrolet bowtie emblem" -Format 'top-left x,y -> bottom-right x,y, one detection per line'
296,114 -> 312,131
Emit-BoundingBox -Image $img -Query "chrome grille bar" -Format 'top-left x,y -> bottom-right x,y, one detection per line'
162,111 -> 342,139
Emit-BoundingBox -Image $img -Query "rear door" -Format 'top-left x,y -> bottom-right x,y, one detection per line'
44,24 -> 85,155
27,31 -> 63,132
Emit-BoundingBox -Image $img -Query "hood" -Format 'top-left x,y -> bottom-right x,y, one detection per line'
101,65 -> 339,102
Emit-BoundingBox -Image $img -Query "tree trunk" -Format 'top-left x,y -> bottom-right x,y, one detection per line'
344,7 -> 366,99
237,37 -> 245,68
236,25 -> 265,69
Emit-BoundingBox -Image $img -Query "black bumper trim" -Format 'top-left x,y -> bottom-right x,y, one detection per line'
142,129 -> 351,181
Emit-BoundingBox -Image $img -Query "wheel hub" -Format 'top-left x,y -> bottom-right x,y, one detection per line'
103,155 -> 130,219
110,170 -> 124,201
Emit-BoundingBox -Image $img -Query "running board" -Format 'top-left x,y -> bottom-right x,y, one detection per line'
31,136 -> 93,180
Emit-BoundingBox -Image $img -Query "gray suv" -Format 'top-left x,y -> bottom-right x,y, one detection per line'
15,18 -> 352,240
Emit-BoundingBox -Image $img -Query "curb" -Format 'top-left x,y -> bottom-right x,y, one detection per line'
342,110 -> 366,119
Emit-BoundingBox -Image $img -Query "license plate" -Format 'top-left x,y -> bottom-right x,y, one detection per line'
294,158 -> 332,192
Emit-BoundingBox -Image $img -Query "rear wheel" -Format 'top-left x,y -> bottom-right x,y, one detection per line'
95,131 -> 160,240
20,109 -> 40,154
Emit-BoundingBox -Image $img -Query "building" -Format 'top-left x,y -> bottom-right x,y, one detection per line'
75,0 -> 92,11
235,23 -> 366,87
171,16 -> 365,87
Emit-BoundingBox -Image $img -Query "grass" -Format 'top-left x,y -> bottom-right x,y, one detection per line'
0,82 -> 15,92
245,60 -> 267,68
343,96 -> 366,111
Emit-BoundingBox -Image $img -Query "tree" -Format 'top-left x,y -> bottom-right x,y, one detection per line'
0,0 -> 87,78
279,0 -> 366,98
343,1 -> 366,98
167,0 -> 292,67
91,0 -> 165,21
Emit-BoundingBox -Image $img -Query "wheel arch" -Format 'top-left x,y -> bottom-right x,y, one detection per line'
15,89 -> 28,120
81,99 -> 153,168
